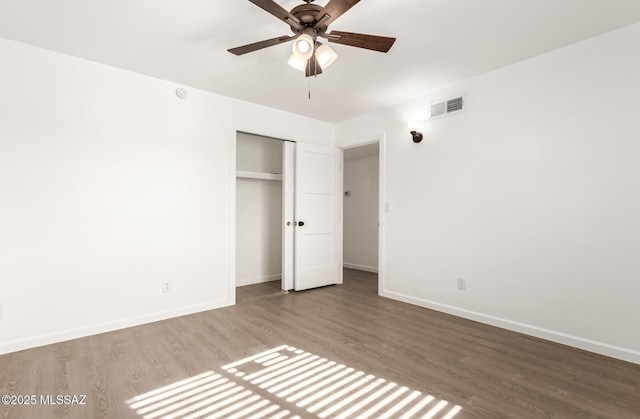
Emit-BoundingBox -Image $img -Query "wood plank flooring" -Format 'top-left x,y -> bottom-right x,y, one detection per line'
1,269 -> 639,418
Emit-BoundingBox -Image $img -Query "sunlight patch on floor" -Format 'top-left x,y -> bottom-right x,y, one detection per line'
126,344 -> 462,418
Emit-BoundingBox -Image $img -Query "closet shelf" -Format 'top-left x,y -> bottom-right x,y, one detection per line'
236,170 -> 283,181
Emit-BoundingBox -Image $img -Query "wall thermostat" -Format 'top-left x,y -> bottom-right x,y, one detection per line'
176,87 -> 187,99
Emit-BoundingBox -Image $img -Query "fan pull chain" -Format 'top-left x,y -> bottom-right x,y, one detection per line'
307,55 -> 320,100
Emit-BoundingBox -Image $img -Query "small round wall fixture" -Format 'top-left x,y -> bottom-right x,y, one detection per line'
176,87 -> 188,99
408,121 -> 423,143
411,130 -> 423,143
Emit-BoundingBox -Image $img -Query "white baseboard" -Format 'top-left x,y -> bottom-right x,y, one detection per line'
344,263 -> 378,273
236,274 -> 281,287
0,298 -> 233,356
379,288 -> 640,365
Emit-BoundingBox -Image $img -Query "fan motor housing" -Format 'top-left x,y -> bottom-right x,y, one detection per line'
291,3 -> 322,26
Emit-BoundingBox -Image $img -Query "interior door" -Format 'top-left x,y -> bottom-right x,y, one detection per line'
294,142 -> 342,291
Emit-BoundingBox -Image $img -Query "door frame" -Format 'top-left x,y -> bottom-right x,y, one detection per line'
229,129 -> 343,298
229,128 -> 383,298
340,132 -> 386,294
229,128 -> 237,304
230,129 -> 293,302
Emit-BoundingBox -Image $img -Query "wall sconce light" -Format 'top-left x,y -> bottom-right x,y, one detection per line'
408,121 -> 423,143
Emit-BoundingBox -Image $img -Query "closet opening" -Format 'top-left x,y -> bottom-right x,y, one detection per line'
234,131 -> 342,297
235,132 -> 292,292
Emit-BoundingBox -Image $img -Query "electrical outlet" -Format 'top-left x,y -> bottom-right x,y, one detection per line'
457,278 -> 467,291
162,281 -> 172,293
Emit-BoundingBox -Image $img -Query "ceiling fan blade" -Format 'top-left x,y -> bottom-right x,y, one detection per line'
326,31 -> 396,53
228,35 -> 295,56
305,55 -> 323,77
313,0 -> 361,28
248,0 -> 302,29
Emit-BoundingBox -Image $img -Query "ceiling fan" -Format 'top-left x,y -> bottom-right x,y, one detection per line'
228,0 -> 396,77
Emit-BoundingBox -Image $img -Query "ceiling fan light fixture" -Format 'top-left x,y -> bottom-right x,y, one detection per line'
287,54 -> 307,72
227,0 -> 396,78
315,43 -> 338,69
292,33 -> 314,60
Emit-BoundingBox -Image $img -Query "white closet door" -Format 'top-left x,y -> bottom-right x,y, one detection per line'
294,142 -> 342,291
281,141 -> 295,291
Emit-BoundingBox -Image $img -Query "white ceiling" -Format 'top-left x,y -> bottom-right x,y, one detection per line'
1,0 -> 640,123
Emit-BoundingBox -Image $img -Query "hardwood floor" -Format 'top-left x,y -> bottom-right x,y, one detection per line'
1,269 -> 639,418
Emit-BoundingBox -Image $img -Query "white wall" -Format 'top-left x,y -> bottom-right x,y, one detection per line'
0,37 -> 334,354
336,24 -> 640,364
236,133 -> 283,286
344,154 -> 379,272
